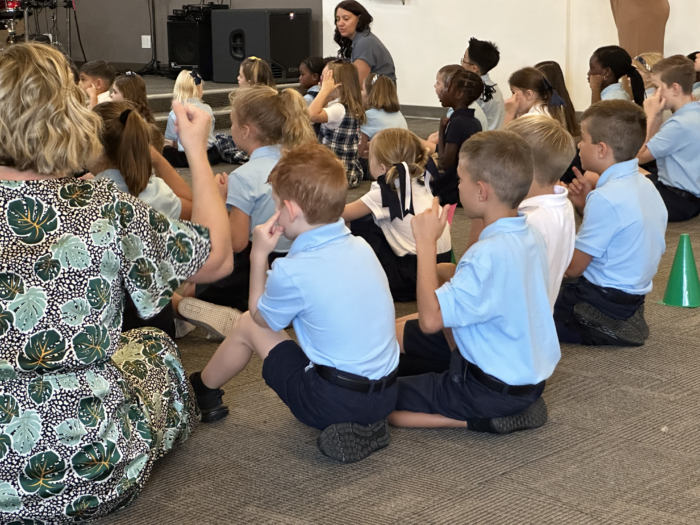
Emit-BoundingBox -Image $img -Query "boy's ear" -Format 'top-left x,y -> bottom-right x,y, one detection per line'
476,180 -> 488,202
284,199 -> 305,223
597,141 -> 611,160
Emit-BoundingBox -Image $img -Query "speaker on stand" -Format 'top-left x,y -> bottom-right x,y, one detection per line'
211,8 -> 312,84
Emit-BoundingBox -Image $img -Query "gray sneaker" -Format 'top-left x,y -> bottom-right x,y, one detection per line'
178,298 -> 242,341
317,420 -> 391,463
573,302 -> 649,347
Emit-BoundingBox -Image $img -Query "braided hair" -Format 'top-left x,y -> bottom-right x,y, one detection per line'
593,45 -> 645,106
440,65 -> 484,106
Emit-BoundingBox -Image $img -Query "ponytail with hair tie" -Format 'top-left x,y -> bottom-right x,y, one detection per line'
542,77 -> 567,108
377,162 -> 415,221
119,109 -> 132,125
482,83 -> 496,103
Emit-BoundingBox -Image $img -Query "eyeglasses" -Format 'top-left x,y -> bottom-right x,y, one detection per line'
460,58 -> 477,68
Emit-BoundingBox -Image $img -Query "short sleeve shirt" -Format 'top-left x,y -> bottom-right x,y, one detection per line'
226,145 -> 291,252
351,30 -> 396,83
692,82 -> 700,101
647,102 -> 700,197
95,169 -> 182,220
164,98 -> 217,152
360,108 -> 408,139
576,159 -> 667,295
322,100 -> 347,131
601,82 -> 631,101
257,219 -> 400,379
435,215 -> 560,385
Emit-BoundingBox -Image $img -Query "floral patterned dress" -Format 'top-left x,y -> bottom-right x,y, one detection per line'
0,177 -> 210,523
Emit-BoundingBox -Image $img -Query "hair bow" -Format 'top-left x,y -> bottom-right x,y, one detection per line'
377,162 -> 414,221
189,70 -> 202,85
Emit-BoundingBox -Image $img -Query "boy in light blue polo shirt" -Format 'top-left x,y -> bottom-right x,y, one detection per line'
389,131 -> 559,434
188,144 -> 400,463
557,100 -> 667,346
638,55 -> 700,222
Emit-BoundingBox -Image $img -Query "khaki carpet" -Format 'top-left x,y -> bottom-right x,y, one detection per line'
101,121 -> 700,524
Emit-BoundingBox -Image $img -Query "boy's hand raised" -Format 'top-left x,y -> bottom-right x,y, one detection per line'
412,197 -> 450,246
172,101 -> 212,155
643,89 -> 665,119
567,167 -> 598,212
252,210 -> 284,259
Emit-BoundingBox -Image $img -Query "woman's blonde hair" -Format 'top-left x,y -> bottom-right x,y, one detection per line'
0,42 -> 103,175
327,61 -> 366,124
370,128 -> 429,188
240,57 -> 276,87
364,74 -> 400,113
229,86 -> 316,149
173,69 -> 203,103
93,101 -> 152,196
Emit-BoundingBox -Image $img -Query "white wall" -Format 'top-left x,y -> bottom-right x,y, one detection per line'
322,0 -> 700,111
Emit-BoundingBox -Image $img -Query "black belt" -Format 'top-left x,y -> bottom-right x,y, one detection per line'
314,364 -> 397,393
466,363 -> 543,396
664,184 -> 700,203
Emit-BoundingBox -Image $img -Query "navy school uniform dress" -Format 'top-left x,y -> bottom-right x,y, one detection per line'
257,219 -> 400,429
427,107 -> 482,205
396,215 -> 560,422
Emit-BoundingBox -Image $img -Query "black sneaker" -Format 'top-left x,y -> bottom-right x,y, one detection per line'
468,397 -> 548,435
573,302 -> 649,347
189,372 -> 229,423
317,420 -> 391,463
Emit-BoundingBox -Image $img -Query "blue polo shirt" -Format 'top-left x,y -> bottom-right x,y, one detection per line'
576,159 -> 667,295
435,215 -> 560,386
601,82 -> 630,101
360,108 -> 408,139
692,81 -> 700,101
226,145 -> 291,253
257,219 -> 400,379
647,101 -> 700,197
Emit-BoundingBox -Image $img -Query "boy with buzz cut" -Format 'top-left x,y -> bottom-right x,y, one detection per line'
78,60 -> 116,108
188,143 -> 400,463
637,55 -> 700,222
461,37 -> 505,130
389,131 -> 560,433
560,100 -> 667,347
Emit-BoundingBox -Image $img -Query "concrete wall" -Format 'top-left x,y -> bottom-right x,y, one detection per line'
321,0 -> 700,111
17,0 -> 322,67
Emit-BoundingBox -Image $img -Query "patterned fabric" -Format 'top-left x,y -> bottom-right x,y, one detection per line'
0,178 -> 210,523
214,134 -> 249,165
319,108 -> 363,188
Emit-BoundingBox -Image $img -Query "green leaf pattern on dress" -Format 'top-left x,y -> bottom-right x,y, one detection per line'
0,179 -> 210,522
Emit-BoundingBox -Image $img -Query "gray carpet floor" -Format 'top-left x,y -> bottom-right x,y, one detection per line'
100,119 -> 700,524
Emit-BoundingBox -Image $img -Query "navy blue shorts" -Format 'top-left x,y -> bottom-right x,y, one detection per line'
553,276 -> 645,344
262,340 -> 398,430
396,322 -> 543,422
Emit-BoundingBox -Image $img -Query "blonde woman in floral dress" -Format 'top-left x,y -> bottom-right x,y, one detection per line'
0,43 -> 232,523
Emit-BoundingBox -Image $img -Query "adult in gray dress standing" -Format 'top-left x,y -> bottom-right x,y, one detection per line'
334,0 -> 396,86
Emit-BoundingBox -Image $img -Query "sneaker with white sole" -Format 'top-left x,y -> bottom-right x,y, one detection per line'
177,298 -> 242,341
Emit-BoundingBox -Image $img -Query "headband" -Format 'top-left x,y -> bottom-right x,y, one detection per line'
377,162 -> 414,221
119,109 -> 132,125
190,70 -> 202,85
542,77 -> 567,108
371,74 -> 379,86
634,55 -> 652,73
248,56 -> 260,61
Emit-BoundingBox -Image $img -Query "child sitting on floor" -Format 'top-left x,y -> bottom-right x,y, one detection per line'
461,38 -> 505,130
110,71 -> 164,151
309,60 -> 366,188
188,143 -> 400,463
503,67 -> 568,127
389,131 -> 559,433
164,70 -> 221,167
558,100 -> 667,346
175,86 -> 316,337
215,57 -> 277,165
637,55 -> 700,222
428,65 -> 483,205
342,128 -> 452,302
300,56 -> 325,105
588,45 -> 645,106
78,60 -> 116,109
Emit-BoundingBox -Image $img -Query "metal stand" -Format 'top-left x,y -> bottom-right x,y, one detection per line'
138,0 -> 168,76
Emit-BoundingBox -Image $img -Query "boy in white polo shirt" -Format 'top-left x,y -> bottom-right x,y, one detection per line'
506,115 -> 577,309
637,55 -> 700,222
189,143 -> 400,463
560,100 -> 667,346
390,131 -> 560,433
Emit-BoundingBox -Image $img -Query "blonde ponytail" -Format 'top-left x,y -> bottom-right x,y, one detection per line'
93,101 -> 152,195
229,86 -> 315,148
371,128 -> 429,189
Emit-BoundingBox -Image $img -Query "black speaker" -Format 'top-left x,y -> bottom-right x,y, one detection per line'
211,9 -> 312,84
167,20 -> 214,80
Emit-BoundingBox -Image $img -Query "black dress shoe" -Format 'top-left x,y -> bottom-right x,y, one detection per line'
189,372 -> 229,423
